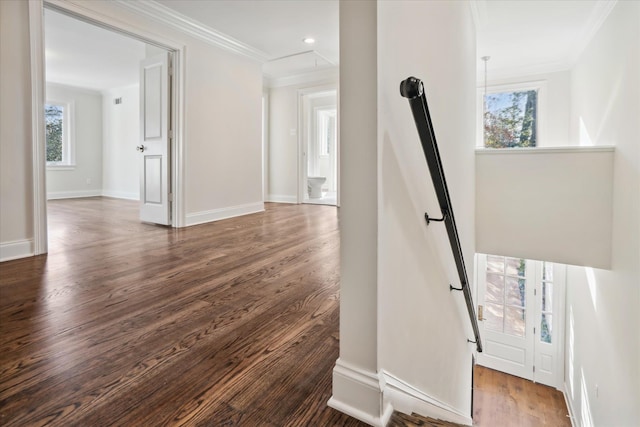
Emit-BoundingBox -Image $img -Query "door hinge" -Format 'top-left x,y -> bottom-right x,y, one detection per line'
533,327 -> 536,334
534,288 -> 537,296
169,193 -> 173,202
533,366 -> 536,373
168,130 -> 173,139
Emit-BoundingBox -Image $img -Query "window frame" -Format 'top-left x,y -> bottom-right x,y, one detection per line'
45,99 -> 76,169
476,80 -> 547,149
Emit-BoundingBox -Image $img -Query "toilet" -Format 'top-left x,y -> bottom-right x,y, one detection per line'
307,176 -> 326,198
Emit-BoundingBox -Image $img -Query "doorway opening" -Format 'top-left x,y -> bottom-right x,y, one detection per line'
32,2 -> 185,255
298,88 -> 338,206
475,253 -> 566,389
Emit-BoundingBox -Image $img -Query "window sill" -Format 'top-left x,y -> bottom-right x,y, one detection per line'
47,164 -> 76,171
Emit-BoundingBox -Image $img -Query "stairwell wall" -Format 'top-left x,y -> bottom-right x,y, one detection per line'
564,2 -> 640,425
377,1 -> 477,422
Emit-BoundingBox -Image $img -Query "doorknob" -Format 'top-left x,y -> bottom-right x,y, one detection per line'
136,145 -> 145,152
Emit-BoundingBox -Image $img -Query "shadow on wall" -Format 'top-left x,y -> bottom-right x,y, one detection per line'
379,131 -> 471,410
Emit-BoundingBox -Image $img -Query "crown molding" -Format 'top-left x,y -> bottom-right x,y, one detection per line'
264,67 -> 338,89
113,0 -> 269,62
475,0 -> 617,81
468,0 -> 488,31
566,0 -> 617,66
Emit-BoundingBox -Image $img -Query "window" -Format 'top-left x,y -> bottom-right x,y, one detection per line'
317,108 -> 336,157
478,82 -> 545,149
484,255 -> 527,337
45,101 -> 74,167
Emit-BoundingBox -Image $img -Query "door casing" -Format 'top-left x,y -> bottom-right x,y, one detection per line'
296,86 -> 339,205
29,0 -> 186,254
475,254 -> 566,389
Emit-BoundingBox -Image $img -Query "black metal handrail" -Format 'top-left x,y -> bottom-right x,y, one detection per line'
400,76 -> 483,353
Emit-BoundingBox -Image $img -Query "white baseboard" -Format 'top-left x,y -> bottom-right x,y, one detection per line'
265,194 -> 298,204
47,190 -> 102,200
563,382 -> 577,427
0,239 -> 34,262
383,372 -> 473,426
327,359 -> 393,427
185,202 -> 265,226
102,189 -> 139,201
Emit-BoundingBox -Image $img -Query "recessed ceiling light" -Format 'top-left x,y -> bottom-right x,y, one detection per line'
303,37 -> 316,45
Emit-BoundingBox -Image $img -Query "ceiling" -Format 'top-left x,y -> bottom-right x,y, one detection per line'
474,0 -> 616,80
43,1 -> 615,91
44,9 -> 147,91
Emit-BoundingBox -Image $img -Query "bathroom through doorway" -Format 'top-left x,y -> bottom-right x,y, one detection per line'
298,88 -> 338,206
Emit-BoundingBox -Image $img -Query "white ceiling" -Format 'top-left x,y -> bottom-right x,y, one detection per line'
474,0 -> 616,80
45,9 -> 147,91
154,0 -> 339,79
43,1 -> 615,91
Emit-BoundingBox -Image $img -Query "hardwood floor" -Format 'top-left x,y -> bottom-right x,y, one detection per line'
473,366 -> 571,426
0,198 -> 572,426
0,198 -> 365,426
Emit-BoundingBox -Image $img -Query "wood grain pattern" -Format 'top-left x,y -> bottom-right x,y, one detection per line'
0,198 -> 365,426
473,365 -> 571,426
0,198 -> 571,426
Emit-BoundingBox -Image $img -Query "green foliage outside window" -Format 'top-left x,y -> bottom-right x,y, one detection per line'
45,104 -> 63,162
484,90 -> 537,148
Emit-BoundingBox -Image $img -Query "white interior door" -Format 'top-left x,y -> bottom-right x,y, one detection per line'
139,52 -> 171,225
476,254 -> 565,388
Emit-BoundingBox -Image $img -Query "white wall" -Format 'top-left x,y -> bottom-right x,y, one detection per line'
45,83 -> 103,199
476,147 -> 614,269
564,2 -> 640,425
267,79 -> 337,203
0,0 -> 34,260
377,1 -> 476,423
481,71 -> 571,147
329,3 -> 389,426
0,0 -> 264,254
102,84 -> 139,200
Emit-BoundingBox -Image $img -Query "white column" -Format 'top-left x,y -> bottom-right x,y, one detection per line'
328,2 -> 391,426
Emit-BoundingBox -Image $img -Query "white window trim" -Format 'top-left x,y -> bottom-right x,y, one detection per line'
476,80 -> 548,148
45,99 -> 76,169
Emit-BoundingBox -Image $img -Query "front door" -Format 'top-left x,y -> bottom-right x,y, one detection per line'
476,254 -> 565,388
138,52 -> 171,225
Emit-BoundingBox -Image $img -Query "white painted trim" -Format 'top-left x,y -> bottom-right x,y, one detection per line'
29,0 -> 49,256
0,240 -> 35,262
477,1 -> 616,80
566,0 -> 618,67
468,0 -> 488,31
40,0 -> 186,228
297,85 -> 339,204
102,190 -> 139,201
475,146 -> 615,155
47,190 -> 102,200
113,0 -> 268,62
563,382 -> 578,427
383,372 -> 473,426
185,202 -> 265,227
266,68 -> 339,89
266,194 -> 298,204
328,359 -> 393,427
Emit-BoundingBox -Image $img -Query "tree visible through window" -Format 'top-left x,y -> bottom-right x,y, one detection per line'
45,104 -> 64,163
484,90 -> 538,148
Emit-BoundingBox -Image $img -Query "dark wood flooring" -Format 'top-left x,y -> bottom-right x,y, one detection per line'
1,198 -> 365,426
0,198 -> 571,426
